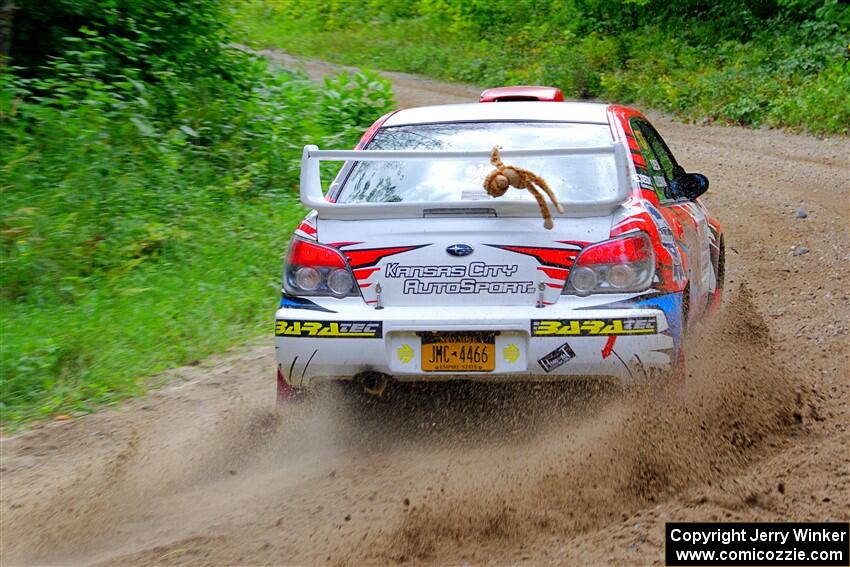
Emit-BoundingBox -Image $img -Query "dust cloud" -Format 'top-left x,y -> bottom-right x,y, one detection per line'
356,286 -> 801,563
0,287 -> 813,566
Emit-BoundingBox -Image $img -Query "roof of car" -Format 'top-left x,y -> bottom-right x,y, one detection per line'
383,102 -> 611,127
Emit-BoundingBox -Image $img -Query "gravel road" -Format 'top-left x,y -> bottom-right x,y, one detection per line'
1,52 -> 847,566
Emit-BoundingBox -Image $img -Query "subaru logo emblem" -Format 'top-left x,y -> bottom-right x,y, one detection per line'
446,244 -> 473,257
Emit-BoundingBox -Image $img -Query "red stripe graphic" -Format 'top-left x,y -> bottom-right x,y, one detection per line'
296,221 -> 317,236
555,240 -> 589,248
343,245 -> 430,269
602,335 -> 617,359
487,244 -> 580,269
611,219 -> 646,237
353,267 -> 380,280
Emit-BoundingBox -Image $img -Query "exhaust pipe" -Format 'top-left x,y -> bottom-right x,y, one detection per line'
357,371 -> 390,397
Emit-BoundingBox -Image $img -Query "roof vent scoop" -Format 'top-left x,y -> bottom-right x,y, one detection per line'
479,86 -> 565,103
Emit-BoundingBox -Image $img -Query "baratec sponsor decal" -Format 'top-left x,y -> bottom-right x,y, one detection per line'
531,317 -> 658,336
275,320 -> 382,338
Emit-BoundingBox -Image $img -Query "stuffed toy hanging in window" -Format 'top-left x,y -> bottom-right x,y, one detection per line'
482,146 -> 564,229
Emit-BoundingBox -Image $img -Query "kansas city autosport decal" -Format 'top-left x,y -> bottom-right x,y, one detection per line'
385,261 -> 534,294
275,320 -> 382,338
531,317 -> 658,336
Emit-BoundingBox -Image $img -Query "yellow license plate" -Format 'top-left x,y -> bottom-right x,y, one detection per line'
420,332 -> 496,372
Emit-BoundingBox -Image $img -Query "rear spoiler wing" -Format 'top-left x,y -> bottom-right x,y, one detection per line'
300,144 -> 630,220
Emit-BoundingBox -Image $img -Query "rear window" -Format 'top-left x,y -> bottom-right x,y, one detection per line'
333,122 -> 616,204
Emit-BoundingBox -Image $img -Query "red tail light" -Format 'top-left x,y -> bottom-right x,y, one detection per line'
283,238 -> 357,297
563,232 -> 655,296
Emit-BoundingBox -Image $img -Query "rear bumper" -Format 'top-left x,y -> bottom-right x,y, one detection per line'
274,296 -> 678,387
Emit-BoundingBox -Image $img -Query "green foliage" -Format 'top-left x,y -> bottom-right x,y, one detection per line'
236,0 -> 849,135
1,3 -> 394,426
319,70 -> 394,144
11,0 -> 235,81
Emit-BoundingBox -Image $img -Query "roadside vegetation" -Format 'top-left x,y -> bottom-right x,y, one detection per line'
0,1 -> 393,426
236,0 -> 849,136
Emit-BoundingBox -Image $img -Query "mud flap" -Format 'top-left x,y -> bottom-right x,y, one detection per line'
276,366 -> 305,405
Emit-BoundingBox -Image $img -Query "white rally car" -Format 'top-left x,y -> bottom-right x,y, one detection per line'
274,86 -> 724,401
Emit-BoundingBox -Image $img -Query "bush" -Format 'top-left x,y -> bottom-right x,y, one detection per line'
0,4 -> 394,425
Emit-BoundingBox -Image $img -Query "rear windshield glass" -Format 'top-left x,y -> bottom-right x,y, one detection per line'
334,122 -> 616,204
